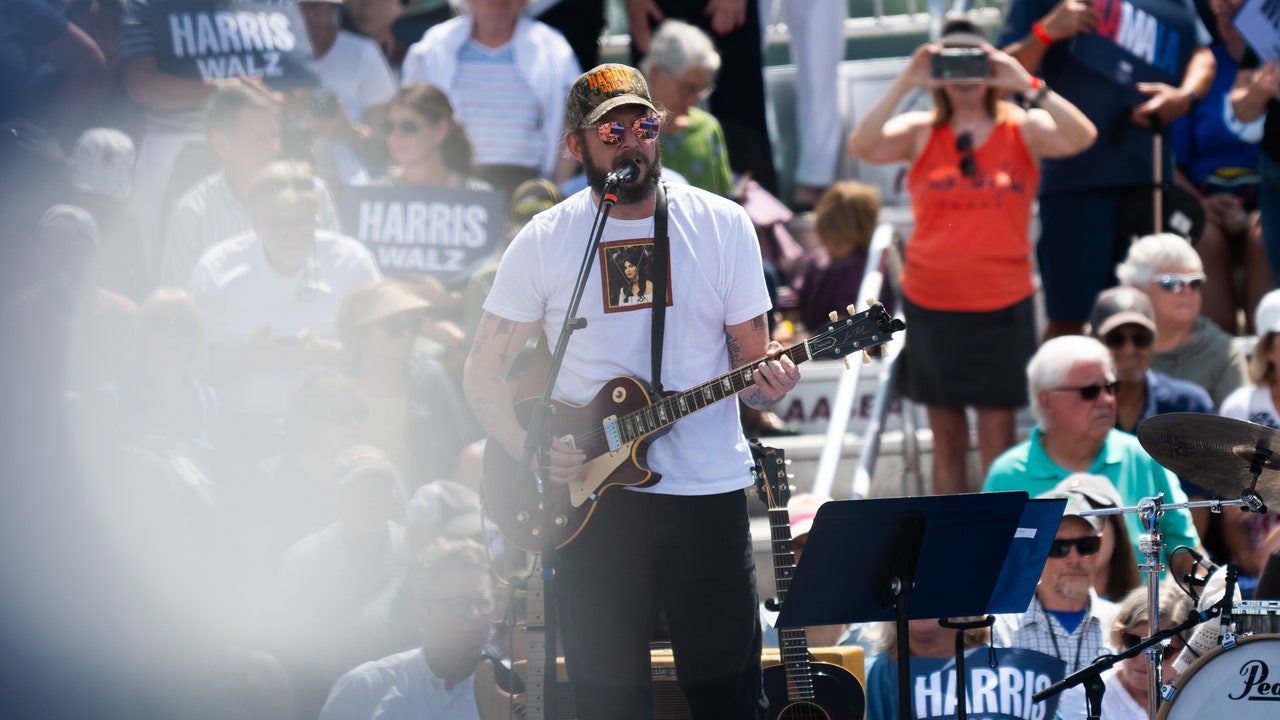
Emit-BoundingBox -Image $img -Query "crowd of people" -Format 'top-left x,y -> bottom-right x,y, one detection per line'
3,0 -> 1280,718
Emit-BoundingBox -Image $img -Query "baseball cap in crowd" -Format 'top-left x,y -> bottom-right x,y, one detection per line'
1036,473 -> 1119,532
1089,286 -> 1157,338
788,493 -> 830,539
405,480 -> 485,540
507,178 -> 563,229
1256,290 -> 1280,334
341,280 -> 430,328
565,64 -> 658,130
69,128 -> 135,203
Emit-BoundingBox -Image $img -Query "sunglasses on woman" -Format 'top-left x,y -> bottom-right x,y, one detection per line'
956,131 -> 976,178
590,115 -> 661,145
1154,274 -> 1205,293
381,119 -> 424,136
1047,536 -> 1102,558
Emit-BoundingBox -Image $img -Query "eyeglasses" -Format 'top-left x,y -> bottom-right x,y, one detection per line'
589,115 -> 661,146
146,315 -> 198,337
1153,274 -> 1205,294
956,131 -> 976,178
262,177 -> 316,195
1121,632 -> 1185,652
381,119 -> 424,136
419,594 -> 496,616
1103,329 -> 1154,349
1047,535 -> 1102,558
675,77 -> 715,100
1049,382 -> 1119,401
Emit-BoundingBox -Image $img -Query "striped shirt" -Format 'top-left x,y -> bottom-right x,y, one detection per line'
158,171 -> 343,286
451,40 -> 543,170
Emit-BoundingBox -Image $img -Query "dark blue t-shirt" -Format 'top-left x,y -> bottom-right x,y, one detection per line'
0,0 -> 70,124
999,0 -> 1211,193
1172,43 -> 1262,185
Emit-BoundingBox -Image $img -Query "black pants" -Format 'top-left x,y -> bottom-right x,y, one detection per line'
555,488 -> 766,719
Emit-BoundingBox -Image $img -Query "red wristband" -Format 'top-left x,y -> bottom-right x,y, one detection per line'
1032,21 -> 1054,45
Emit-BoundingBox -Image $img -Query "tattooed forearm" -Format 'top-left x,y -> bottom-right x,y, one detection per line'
741,388 -> 770,410
750,314 -> 766,332
725,332 -> 745,368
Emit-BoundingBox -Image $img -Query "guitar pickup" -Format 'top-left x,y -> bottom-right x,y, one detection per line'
602,415 -> 623,453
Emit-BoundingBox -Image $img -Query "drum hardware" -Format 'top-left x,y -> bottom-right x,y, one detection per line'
1155,635 -> 1280,719
1136,413 -> 1280,511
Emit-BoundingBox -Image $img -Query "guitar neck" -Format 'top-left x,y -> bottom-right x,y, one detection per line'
616,342 -> 813,444
769,506 -> 818,702
523,570 -> 548,719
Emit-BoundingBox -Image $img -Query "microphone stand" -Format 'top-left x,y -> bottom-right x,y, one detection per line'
1031,604 -> 1223,719
516,175 -> 627,720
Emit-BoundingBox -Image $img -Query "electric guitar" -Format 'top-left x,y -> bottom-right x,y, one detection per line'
483,303 -> 904,552
752,442 -> 865,720
474,559 -> 548,720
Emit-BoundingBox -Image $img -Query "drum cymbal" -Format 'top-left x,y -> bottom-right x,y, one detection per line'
1136,413 -> 1280,507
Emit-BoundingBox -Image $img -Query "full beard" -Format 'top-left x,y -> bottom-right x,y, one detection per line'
584,152 -> 663,205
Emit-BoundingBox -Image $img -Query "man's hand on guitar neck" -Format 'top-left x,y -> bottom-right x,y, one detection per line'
740,340 -> 801,410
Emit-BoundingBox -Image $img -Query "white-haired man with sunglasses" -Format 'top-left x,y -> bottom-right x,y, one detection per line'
983,335 -> 1201,582
993,484 -> 1120,719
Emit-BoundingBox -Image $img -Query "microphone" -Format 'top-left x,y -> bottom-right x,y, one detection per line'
605,159 -> 640,186
1220,564 -> 1239,649
1183,547 -> 1220,588
1173,564 -> 1242,673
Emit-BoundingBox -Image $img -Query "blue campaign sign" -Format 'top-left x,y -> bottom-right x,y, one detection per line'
151,0 -> 319,89
342,185 -> 508,286
867,647 -> 1066,720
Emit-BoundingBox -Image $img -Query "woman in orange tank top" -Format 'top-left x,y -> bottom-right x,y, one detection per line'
847,16 -> 1097,495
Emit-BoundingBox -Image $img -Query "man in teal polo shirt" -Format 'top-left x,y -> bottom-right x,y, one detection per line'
983,335 -> 1201,579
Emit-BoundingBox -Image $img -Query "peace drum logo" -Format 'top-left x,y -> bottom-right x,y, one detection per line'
1228,659 -> 1280,702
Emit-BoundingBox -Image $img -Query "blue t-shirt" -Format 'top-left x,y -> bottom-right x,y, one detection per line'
866,647 -> 1066,720
998,0 -> 1211,193
1171,42 -> 1263,186
0,0 -> 69,124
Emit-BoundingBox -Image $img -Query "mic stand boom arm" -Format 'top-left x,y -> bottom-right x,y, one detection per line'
517,175 -> 626,720
1031,607 -> 1218,719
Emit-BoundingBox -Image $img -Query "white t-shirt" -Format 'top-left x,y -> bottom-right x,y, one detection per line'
319,646 -> 479,720
1219,384 -> 1280,428
483,184 -> 771,495
187,229 -> 381,416
315,30 -> 398,185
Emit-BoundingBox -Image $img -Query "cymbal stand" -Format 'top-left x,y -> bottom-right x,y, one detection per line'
1134,495 -> 1166,720
1243,448 -> 1273,514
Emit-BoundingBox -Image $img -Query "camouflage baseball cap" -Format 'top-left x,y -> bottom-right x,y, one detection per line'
566,63 -> 658,129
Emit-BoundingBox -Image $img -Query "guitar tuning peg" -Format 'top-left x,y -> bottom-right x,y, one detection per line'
828,310 -> 838,322
865,298 -> 876,308
842,356 -> 851,370
878,344 -> 890,359
862,350 -> 872,364
847,304 -> 856,316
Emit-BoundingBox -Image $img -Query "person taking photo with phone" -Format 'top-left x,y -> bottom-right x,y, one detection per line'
847,16 -> 1095,495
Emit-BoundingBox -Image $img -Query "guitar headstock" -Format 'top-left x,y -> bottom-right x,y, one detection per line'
749,440 -> 790,511
807,302 -> 905,366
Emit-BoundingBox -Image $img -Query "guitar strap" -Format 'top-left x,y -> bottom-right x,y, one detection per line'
651,182 -> 669,396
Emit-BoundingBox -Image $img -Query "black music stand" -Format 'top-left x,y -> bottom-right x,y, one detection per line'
777,492 -> 1063,720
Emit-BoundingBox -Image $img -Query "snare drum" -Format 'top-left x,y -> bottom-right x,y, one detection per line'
1157,635 -> 1280,719
1233,600 -> 1280,636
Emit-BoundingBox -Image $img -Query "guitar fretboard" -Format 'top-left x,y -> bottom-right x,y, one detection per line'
770,506 -> 817,701
615,343 -> 815,443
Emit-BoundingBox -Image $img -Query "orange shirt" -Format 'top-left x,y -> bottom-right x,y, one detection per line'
903,107 -> 1039,311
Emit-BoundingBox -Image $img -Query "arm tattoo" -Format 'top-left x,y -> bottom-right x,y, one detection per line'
750,314 -> 766,332
725,332 -> 746,368
741,388 -> 770,410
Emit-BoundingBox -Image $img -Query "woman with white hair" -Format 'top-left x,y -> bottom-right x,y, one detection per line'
1115,232 -> 1248,407
640,19 -> 732,196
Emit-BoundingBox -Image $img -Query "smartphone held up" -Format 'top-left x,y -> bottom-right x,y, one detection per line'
932,48 -> 989,82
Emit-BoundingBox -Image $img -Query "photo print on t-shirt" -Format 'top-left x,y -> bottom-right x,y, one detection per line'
599,238 -> 671,313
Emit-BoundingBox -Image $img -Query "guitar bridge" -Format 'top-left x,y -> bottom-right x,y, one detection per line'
602,415 -> 623,453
